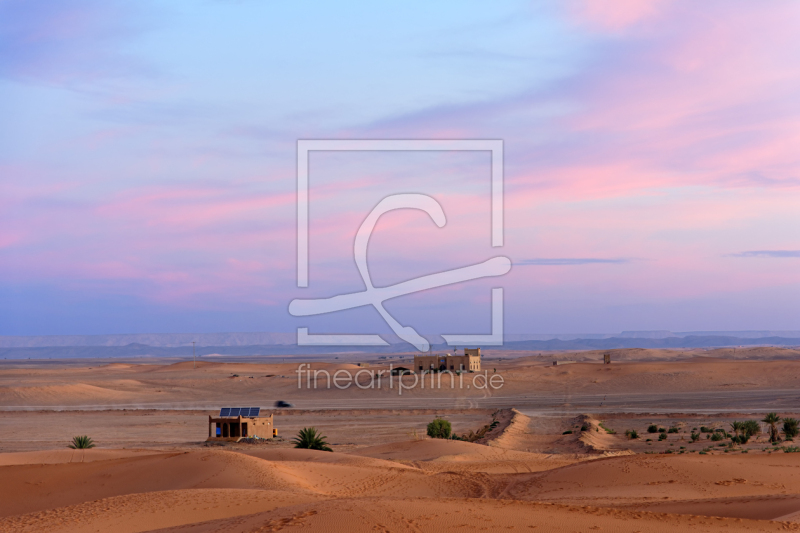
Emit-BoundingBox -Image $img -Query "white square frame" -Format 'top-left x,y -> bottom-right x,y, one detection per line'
296,139 -> 504,347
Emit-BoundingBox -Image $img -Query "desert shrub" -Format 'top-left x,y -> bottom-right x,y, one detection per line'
714,428 -> 725,433
580,423 -> 589,432
782,446 -> 800,453
293,427 -> 332,451
690,432 -> 700,442
742,420 -> 761,437
68,436 -> 95,449
668,427 -> 679,434
710,432 -> 724,441
427,418 -> 452,439
562,430 -> 573,435
658,433 -> 667,441
647,424 -> 658,433
783,418 -> 799,439
658,427 -> 666,433
700,426 -> 713,433
625,429 -> 639,439
599,422 -> 616,434
731,434 -> 750,445
763,413 -> 782,443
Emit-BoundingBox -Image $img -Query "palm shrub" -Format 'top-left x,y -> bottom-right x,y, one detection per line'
730,421 -> 749,444
292,427 -> 332,451
427,418 -> 452,439
68,436 -> 95,449
783,418 -> 799,440
742,420 -> 761,438
763,413 -> 782,443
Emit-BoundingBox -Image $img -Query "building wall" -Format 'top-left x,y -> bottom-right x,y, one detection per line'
207,413 -> 275,441
413,352 -> 481,372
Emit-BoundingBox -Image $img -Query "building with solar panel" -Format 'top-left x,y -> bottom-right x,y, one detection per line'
207,407 -> 276,441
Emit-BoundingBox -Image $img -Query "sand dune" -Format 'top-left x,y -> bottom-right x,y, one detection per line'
0,448 -> 161,466
143,497 -> 800,533
0,383 -> 140,405
4,443 -> 800,531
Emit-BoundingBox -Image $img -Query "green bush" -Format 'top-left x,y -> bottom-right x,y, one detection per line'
658,428 -> 666,433
562,430 -> 573,435
292,427 -> 332,451
710,432 -> 723,441
625,429 -> 639,439
68,436 -> 95,449
427,418 -> 452,439
690,432 -> 700,442
580,423 -> 589,432
742,420 -> 761,437
658,433 -> 667,441
783,418 -> 799,439
599,422 -> 616,434
647,424 -> 658,433
700,426 -> 713,433
668,427 -> 679,433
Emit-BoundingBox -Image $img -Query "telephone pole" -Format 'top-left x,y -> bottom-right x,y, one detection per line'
193,341 -> 196,369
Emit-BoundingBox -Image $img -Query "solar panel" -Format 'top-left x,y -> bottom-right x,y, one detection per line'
218,407 -> 260,417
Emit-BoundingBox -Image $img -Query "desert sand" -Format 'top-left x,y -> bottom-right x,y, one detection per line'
2,348 -> 800,531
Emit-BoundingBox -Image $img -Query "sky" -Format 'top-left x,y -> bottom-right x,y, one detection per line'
1,0 -> 800,338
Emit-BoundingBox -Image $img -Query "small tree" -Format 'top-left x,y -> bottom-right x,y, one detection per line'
730,421 -> 748,444
742,420 -> 761,439
292,427 -> 332,451
68,436 -> 95,449
763,413 -> 782,443
783,418 -> 799,440
427,418 -> 452,439
647,424 -> 658,433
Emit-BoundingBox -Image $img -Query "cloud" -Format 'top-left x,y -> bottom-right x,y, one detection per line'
515,258 -> 630,266
730,251 -> 800,258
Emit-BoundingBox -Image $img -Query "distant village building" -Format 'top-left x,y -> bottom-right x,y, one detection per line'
414,348 -> 481,373
207,407 -> 276,442
603,353 -> 611,364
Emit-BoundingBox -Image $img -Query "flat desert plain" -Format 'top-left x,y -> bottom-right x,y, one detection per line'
2,347 -> 800,532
